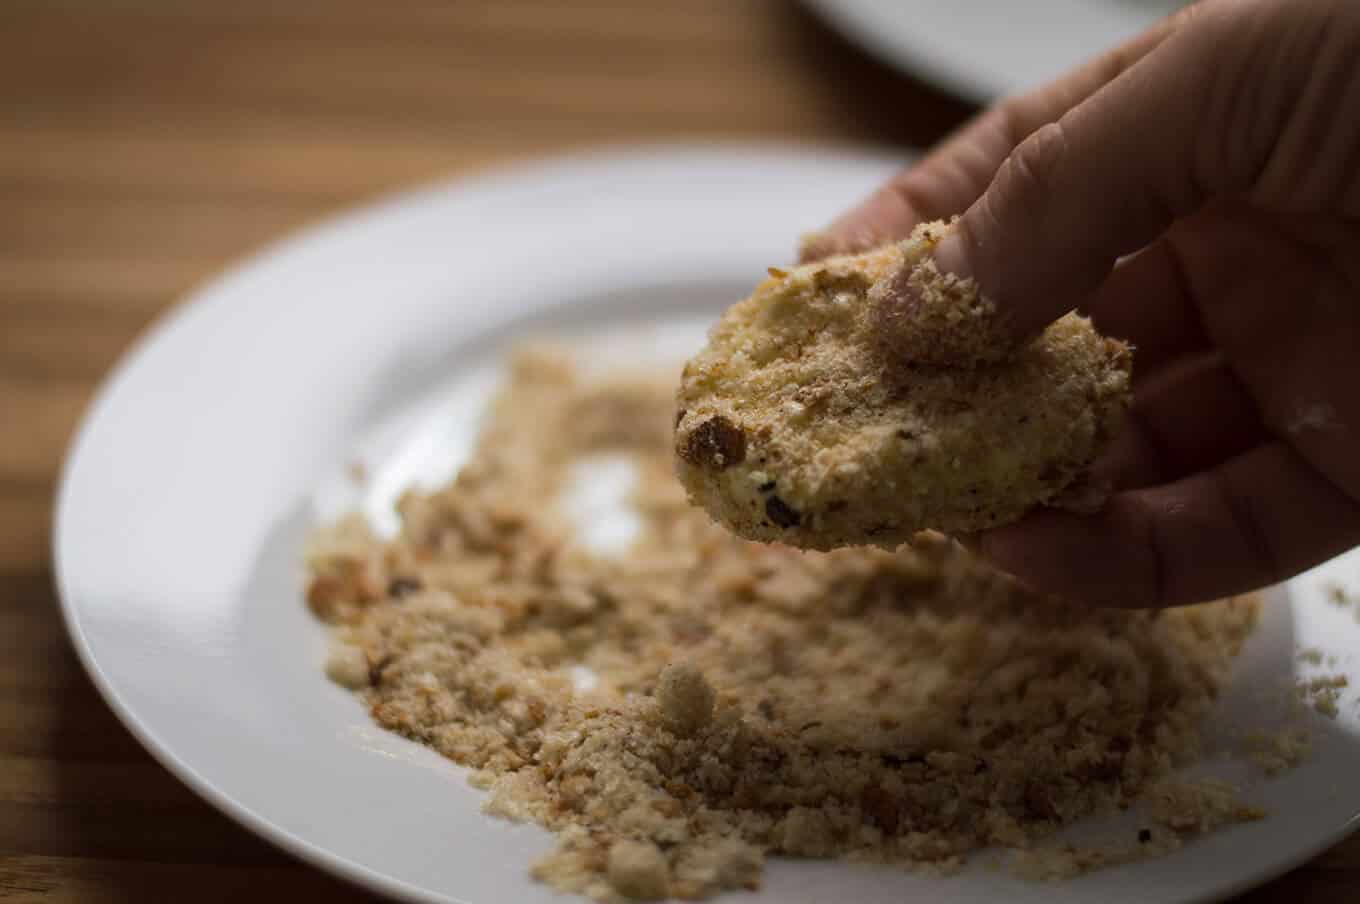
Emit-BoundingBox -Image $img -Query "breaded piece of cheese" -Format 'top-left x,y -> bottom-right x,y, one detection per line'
674,221 -> 1132,550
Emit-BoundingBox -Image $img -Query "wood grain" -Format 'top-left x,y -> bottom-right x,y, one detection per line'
0,1 -> 1353,900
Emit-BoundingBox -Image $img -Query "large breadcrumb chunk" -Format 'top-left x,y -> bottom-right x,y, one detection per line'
674,220 -> 1133,550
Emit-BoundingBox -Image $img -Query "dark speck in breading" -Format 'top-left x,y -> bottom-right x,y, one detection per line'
679,415 -> 747,470
765,496 -> 800,528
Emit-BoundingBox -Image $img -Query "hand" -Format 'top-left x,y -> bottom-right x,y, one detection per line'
808,0 -> 1360,607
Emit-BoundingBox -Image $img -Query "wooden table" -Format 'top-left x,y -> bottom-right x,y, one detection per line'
1,2 -> 1354,900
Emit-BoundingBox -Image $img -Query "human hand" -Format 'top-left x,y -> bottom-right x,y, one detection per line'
807,0 -> 1360,607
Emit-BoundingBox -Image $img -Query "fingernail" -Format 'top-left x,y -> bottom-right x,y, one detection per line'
931,230 -> 972,280
870,265 -> 920,340
878,226 -> 972,314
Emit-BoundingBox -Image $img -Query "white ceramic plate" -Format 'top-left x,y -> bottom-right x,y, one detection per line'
804,0 -> 1185,101
56,147 -> 1360,903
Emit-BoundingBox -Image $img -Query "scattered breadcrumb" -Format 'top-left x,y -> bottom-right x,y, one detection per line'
1296,647 -> 1325,666
324,642 -> 370,690
655,663 -> 715,737
308,348 -> 1264,902
1244,727 -> 1315,777
1010,779 -> 1265,881
1322,580 -> 1360,627
673,220 -> 1132,551
1146,780 -> 1266,833
1235,662 -> 1350,773
1296,674 -> 1349,718
1324,580 -> 1353,609
607,840 -> 671,901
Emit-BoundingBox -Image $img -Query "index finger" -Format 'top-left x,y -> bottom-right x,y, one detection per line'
801,15 -> 1182,262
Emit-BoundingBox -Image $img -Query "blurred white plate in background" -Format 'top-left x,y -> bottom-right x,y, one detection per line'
805,0 -> 1184,101
56,146 -> 1360,903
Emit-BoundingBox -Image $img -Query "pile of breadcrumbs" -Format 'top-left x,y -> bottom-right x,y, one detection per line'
307,348 -> 1266,902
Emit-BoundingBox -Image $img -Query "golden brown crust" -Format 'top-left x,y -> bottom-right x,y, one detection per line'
674,220 -> 1133,550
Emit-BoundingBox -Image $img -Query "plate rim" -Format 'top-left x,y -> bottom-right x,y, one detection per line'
803,0 -> 1003,101
802,0 -> 1164,102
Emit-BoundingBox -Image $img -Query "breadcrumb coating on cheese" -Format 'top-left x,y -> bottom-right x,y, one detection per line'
675,220 -> 1132,550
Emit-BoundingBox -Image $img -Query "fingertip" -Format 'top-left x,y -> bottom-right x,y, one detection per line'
803,163 -> 966,263
976,507 -> 1161,608
931,215 -> 1057,344
870,228 -> 1019,368
954,531 -> 982,555
796,231 -> 834,264
930,228 -> 971,282
801,213 -> 902,263
972,521 -> 1038,587
797,225 -> 881,263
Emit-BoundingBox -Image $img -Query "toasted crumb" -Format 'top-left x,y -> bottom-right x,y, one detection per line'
308,348 -> 1268,902
324,642 -> 370,689
1297,647 -> 1325,665
1245,727 -> 1314,776
673,220 -> 1132,550
684,838 -> 762,891
1010,844 -> 1121,880
777,807 -> 836,857
1146,780 -> 1265,833
656,663 -> 715,737
1298,674 -> 1349,718
608,840 -> 670,901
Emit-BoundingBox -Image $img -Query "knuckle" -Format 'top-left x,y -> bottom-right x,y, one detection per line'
1166,0 -> 1210,31
1191,0 -> 1340,194
993,121 -> 1070,216
991,97 -> 1037,149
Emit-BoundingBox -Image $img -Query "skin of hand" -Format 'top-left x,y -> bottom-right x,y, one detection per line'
805,0 -> 1360,608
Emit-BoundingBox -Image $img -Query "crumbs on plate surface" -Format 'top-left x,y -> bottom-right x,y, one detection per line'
307,347 -> 1266,902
